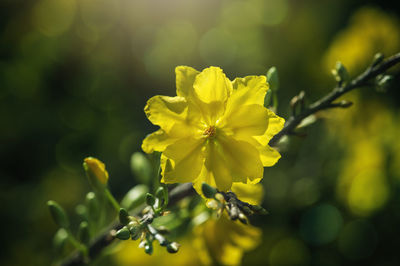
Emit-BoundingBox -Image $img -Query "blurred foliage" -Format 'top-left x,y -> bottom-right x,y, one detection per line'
1,0 -> 400,265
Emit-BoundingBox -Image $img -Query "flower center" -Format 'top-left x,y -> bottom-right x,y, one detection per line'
203,126 -> 216,138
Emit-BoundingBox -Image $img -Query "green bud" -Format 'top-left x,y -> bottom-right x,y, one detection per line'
121,184 -> 149,211
75,204 -> 88,221
264,89 -> 273,107
166,242 -> 180,253
250,205 -> 269,215
238,213 -> 248,224
372,53 -> 384,66
47,200 -> 69,229
119,208 -> 131,225
145,242 -> 153,255
86,192 -> 100,221
129,223 -> 141,240
146,193 -> 156,207
201,183 -> 217,199
267,67 -> 279,92
155,187 -> 168,208
53,228 -> 68,252
130,152 -> 152,184
115,227 -> 131,240
332,61 -> 349,83
83,157 -> 109,191
376,75 -> 393,92
78,221 -> 90,245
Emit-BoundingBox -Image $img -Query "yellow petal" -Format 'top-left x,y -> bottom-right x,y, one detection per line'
217,135 -> 264,185
219,104 -> 269,139
255,109 -> 285,145
141,129 -> 176,153
161,137 -> 205,183
193,66 -> 232,104
230,75 -> 268,107
231,183 -> 264,205
175,65 -> 199,98
204,140 -> 233,191
144,95 -> 187,132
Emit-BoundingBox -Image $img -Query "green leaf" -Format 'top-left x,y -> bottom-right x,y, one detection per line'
130,152 -> 152,184
121,184 -> 149,211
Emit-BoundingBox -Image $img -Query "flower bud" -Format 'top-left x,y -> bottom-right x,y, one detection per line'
144,242 -> 153,255
145,193 -> 156,207
332,61 -> 349,83
267,67 -> 279,92
47,200 -> 69,229
115,227 -> 130,240
129,222 -> 141,240
372,53 -> 384,66
53,228 -> 68,252
201,183 -> 217,198
78,221 -> 90,245
166,242 -> 180,253
86,192 -> 100,221
83,157 -> 109,190
119,208 -> 130,225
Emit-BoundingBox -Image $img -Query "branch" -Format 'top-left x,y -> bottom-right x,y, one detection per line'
59,52 -> 400,266
269,52 -> 400,147
60,183 -> 194,266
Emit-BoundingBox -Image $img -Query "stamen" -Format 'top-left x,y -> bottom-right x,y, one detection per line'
203,126 -> 216,138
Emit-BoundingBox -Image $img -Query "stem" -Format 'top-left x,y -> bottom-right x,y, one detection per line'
104,188 -> 120,214
269,52 -> 400,147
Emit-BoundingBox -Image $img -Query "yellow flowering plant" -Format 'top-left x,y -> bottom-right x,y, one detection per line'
142,66 -> 285,194
47,52 -> 400,266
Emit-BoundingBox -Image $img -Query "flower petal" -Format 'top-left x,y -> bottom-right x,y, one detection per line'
219,104 -> 269,139
161,137 -> 205,183
230,75 -> 268,107
144,95 -> 187,132
254,109 -> 285,145
141,129 -> 175,153
193,66 -> 232,104
217,135 -> 264,184
175,66 -> 199,98
231,183 -> 263,205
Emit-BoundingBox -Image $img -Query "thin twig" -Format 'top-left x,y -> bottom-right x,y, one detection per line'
269,52 -> 400,147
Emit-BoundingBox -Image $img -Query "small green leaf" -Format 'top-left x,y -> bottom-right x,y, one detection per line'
121,184 -> 149,211
131,152 -> 152,184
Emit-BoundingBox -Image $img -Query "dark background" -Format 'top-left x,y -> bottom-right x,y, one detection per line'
1,0 -> 400,265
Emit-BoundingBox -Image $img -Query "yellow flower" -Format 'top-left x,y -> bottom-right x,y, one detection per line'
142,66 -> 284,193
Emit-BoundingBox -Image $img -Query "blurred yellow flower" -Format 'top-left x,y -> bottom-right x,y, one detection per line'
193,183 -> 263,265
324,7 -> 400,73
323,7 -> 400,217
142,66 -> 284,193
